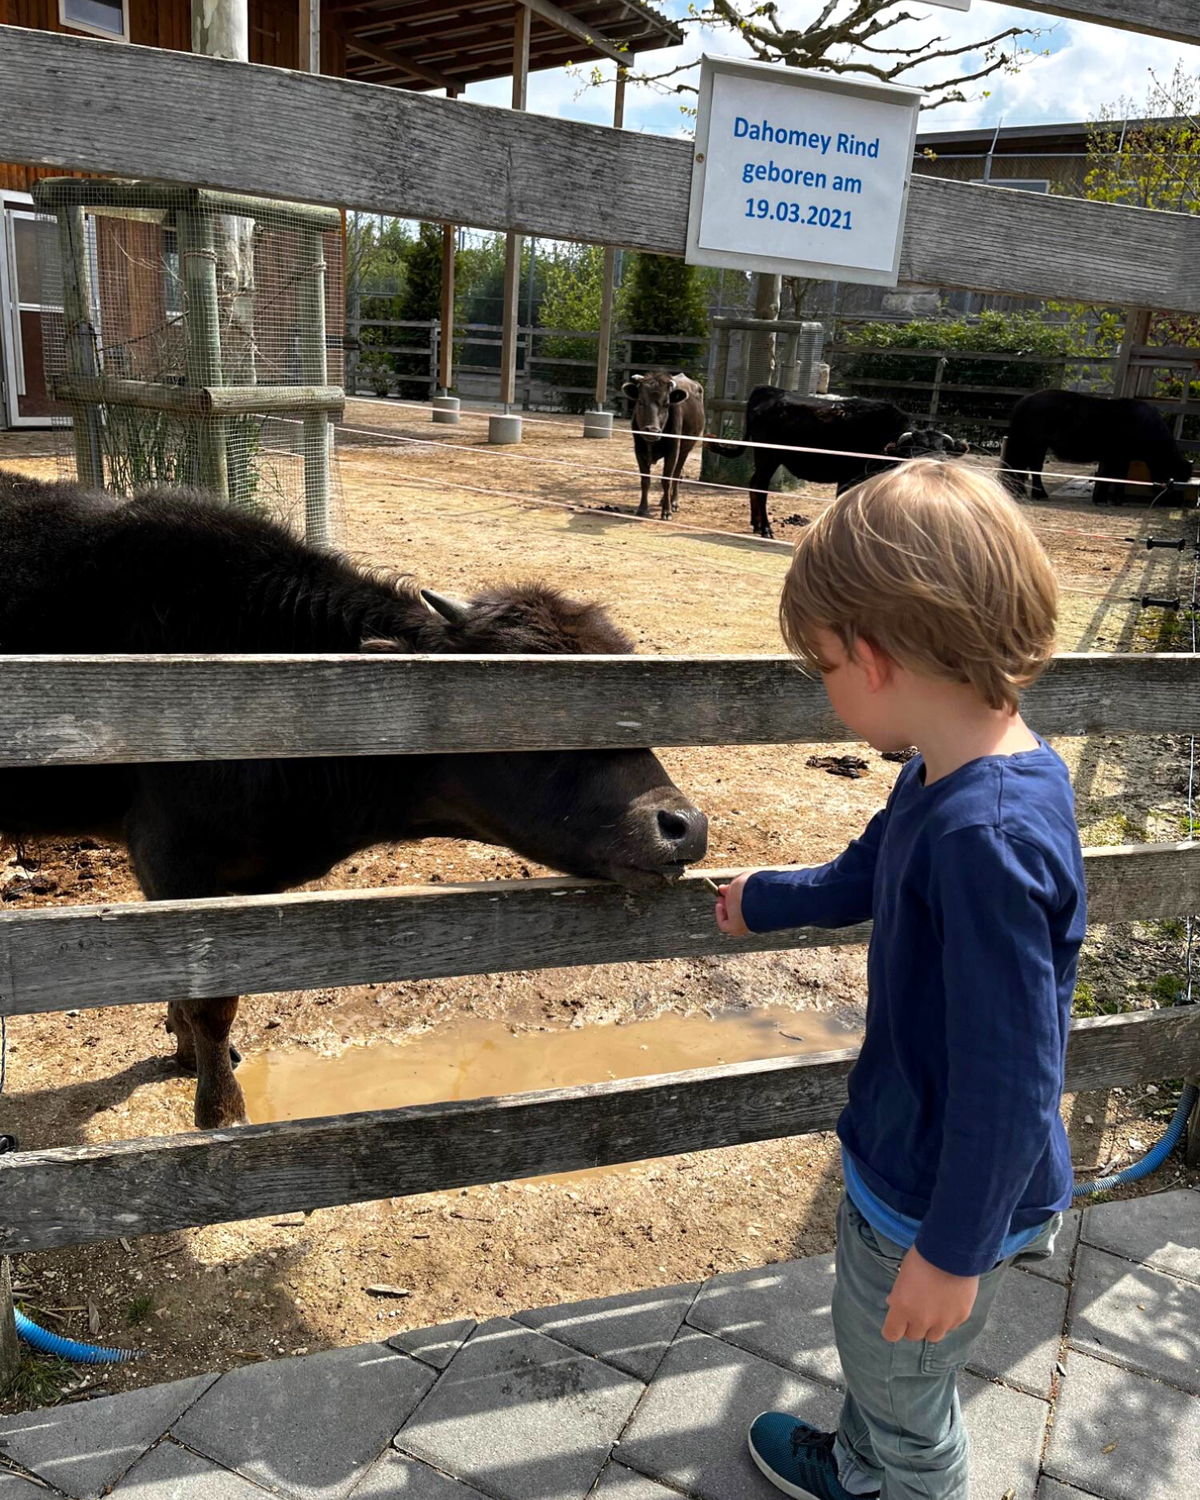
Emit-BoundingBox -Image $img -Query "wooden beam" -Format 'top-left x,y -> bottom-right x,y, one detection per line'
299,0 -> 321,72
499,3 -> 531,410
0,843 -> 1194,1018
0,1005 -> 1195,1254
334,15 -> 457,88
515,0 -> 629,65
49,375 -> 345,416
0,653 -> 1194,768
594,63 -> 626,409
997,0 -> 1200,46
3,27 -> 1199,309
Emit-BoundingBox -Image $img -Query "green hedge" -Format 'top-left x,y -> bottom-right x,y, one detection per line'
837,313 -> 1080,450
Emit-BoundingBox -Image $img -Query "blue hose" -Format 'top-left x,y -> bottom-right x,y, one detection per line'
1073,1081 -> 1199,1198
14,1308 -> 137,1365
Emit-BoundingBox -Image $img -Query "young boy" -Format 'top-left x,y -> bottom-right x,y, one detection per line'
715,460 -> 1085,1500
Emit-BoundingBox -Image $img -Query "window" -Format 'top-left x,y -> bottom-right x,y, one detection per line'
59,0 -> 129,42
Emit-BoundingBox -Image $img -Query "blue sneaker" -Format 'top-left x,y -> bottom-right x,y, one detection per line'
747,1414 -> 879,1500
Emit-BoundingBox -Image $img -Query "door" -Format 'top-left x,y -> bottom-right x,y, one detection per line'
0,194 -> 67,428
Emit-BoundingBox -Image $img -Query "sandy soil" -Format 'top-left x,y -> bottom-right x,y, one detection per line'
0,405 -> 1195,1407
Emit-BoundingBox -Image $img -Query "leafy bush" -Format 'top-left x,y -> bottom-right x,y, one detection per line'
622,254 -> 709,377
536,245 -> 619,411
837,312 -> 1078,450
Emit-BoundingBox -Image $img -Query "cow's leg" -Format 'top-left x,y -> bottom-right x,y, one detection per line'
635,442 -> 653,516
1025,446 -> 1049,500
661,440 -> 680,519
749,456 -> 781,538
128,812 -> 248,1128
1094,459 -> 1125,506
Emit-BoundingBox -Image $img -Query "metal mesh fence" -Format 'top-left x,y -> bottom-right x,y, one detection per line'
33,178 -> 345,546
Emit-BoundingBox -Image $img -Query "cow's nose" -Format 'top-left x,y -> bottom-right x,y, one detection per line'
656,805 -> 709,862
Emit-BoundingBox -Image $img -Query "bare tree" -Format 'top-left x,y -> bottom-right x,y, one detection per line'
616,0 -> 1041,112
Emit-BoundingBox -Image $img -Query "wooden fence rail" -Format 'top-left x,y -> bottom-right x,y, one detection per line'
3,26 -> 1200,311
1,1004 -> 1196,1255
1,653 -> 1196,768
2,843 -> 1194,1017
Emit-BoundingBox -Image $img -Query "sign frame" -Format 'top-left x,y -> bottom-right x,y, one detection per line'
685,54 -> 924,287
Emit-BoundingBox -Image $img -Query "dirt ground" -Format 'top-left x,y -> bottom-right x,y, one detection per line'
0,403 -> 1196,1408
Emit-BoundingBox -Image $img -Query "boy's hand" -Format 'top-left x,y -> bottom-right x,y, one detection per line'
882,1246 -> 979,1344
714,873 -> 754,937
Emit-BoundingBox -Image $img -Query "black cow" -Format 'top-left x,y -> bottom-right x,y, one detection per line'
1002,389 -> 1193,505
711,387 -> 968,537
623,372 -> 705,519
0,472 -> 708,1130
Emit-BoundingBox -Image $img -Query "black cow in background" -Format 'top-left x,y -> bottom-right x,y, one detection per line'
0,471 -> 709,1130
1002,389 -> 1193,504
623,372 -> 705,520
711,386 -> 969,537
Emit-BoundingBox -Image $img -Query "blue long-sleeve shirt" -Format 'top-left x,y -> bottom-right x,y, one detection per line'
742,741 -> 1086,1277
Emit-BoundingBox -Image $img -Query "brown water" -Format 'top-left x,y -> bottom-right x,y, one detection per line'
239,1005 -> 861,1128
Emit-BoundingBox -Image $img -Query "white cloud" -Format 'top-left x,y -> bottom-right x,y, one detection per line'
466,3 -> 1200,138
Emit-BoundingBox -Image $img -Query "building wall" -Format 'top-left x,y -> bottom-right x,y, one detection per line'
0,0 -> 348,192
913,152 -> 1089,198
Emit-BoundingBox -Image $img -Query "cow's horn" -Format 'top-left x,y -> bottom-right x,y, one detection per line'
420,588 -> 472,624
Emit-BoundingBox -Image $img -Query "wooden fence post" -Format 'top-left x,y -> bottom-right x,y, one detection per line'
299,227 -> 331,547
0,1259 -> 19,1394
55,205 -> 105,489
1114,307 -> 1152,397
178,209 -> 230,502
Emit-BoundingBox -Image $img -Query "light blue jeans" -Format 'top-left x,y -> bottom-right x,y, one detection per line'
832,1193 -> 1060,1500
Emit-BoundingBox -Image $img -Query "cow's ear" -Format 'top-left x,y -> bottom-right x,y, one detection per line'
622,380 -> 642,399
953,438 -> 971,454
884,441 -> 898,455
360,637 -> 411,654
668,386 -> 689,404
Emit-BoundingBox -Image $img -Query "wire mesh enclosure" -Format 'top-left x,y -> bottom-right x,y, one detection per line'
32,178 -> 346,544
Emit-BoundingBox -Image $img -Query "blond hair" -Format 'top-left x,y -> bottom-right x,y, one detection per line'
780,460 -> 1057,712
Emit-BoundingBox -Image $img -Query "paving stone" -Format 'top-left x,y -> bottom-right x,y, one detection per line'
1037,1481 -> 1103,1500
0,1466 -> 65,1498
1067,1245 -> 1200,1394
0,1374 -> 215,1500
111,1438 -> 269,1497
616,1327 -> 843,1500
348,1450 -> 490,1498
1044,1350 -> 1200,1500
515,1282 -> 699,1382
590,1462 -> 688,1498
396,1318 -> 644,1500
1080,1190 -> 1200,1284
957,1373 -> 1048,1500
686,1255 -> 841,1387
966,1266 -> 1068,1397
173,1343 -> 434,1500
386,1320 -> 476,1371
1021,1209 -> 1081,1286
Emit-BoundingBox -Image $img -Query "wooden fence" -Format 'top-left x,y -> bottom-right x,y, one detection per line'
1,651 -> 1198,1254
0,12 -> 1198,1266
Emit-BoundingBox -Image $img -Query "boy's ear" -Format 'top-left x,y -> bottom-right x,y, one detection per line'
853,635 -> 893,692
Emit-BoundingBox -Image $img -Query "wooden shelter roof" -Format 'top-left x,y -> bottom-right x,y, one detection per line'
328,0 -> 683,93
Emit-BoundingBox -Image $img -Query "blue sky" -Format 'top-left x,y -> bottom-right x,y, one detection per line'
462,2 -> 1200,139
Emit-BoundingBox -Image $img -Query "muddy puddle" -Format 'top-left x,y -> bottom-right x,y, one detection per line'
239,1005 -> 862,1167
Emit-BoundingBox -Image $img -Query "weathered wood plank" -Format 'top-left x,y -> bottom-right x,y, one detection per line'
50,375 -> 345,417
0,843 -> 1194,1017
1,26 -> 1199,309
0,1006 -> 1195,1254
0,654 -> 1195,768
999,0 -> 1200,45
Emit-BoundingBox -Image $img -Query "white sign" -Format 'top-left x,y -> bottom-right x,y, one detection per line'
686,56 -> 923,287
926,0 -> 970,10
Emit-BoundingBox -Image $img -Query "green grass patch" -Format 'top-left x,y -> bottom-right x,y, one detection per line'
125,1293 -> 153,1326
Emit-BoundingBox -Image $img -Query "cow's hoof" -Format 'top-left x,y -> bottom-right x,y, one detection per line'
762,526 -> 775,540
194,1087 -> 249,1130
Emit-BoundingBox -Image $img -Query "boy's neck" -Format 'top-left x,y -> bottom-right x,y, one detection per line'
909,690 -> 1039,785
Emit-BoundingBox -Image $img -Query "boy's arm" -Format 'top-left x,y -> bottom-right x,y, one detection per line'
736,804 -> 888,934
915,825 -> 1069,1278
